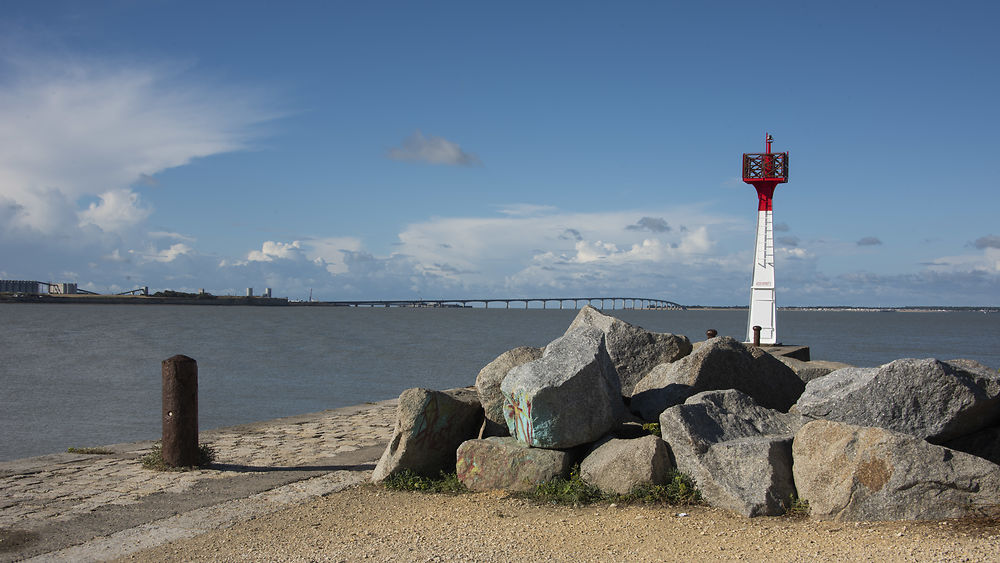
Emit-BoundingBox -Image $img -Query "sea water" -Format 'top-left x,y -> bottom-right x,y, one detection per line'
1,304 -> 997,461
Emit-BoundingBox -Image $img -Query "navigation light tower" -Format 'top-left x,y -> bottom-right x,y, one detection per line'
742,133 -> 789,345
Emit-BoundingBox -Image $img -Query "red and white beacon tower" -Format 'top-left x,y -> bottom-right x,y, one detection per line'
742,133 -> 789,345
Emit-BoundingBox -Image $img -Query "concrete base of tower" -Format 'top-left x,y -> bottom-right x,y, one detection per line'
745,344 -> 810,362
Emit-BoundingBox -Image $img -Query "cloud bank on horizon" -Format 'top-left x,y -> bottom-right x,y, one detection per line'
1,3 -> 997,307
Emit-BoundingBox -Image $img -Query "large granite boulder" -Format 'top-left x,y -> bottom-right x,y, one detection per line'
501,327 -> 624,449
580,434 -> 673,496
659,390 -> 798,516
565,306 -> 692,397
455,437 -> 575,492
631,336 -> 804,421
371,387 -> 483,482
793,420 -> 1000,521
777,357 -> 854,384
475,346 -> 543,432
794,358 -> 1000,443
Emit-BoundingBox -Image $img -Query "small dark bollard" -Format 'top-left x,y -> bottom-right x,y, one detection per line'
752,325 -> 762,347
162,355 -> 198,467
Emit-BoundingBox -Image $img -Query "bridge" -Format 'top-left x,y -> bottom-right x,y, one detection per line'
320,297 -> 684,310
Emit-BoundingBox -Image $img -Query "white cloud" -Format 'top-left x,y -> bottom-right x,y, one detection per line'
300,237 -> 363,274
573,240 -> 622,263
148,231 -> 197,243
386,130 -> 482,166
248,240 -> 304,262
78,189 -> 151,232
131,243 -> 193,263
103,249 -> 129,263
496,203 -> 558,217
391,208 -> 737,295
780,247 -> 811,260
924,247 -> 1000,274
0,52 -> 273,236
244,237 -> 364,275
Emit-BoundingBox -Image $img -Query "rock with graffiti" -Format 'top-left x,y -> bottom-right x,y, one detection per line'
456,436 -> 575,492
475,345 -> 543,435
500,327 -> 624,449
371,387 -> 482,482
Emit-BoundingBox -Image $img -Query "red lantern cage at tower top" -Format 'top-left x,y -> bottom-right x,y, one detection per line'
742,134 -> 789,183
742,134 -> 789,212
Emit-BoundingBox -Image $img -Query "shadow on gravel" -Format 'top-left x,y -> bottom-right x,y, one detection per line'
0,529 -> 38,552
209,462 -> 376,473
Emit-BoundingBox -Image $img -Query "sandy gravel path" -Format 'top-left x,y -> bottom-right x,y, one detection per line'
116,485 -> 1000,562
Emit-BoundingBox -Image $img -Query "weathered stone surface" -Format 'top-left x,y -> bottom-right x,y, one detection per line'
777,357 -> 854,383
371,387 -> 483,483
943,426 -> 1000,465
631,336 -> 804,421
660,390 -> 798,454
794,358 -> 1000,443
501,327 -> 624,449
565,306 -> 692,397
475,346 -> 543,428
659,390 -> 797,516
455,437 -> 575,492
792,420 -> 1000,521
580,435 -> 673,496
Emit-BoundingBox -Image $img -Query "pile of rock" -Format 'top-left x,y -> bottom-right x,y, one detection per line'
371,306 -> 1000,521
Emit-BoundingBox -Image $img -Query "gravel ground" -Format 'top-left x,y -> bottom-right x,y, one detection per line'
116,484 -> 1000,562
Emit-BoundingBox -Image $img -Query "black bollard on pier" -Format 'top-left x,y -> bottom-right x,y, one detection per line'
161,355 -> 199,467
752,325 -> 762,347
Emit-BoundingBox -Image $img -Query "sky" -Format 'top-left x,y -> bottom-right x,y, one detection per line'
1,1 -> 997,306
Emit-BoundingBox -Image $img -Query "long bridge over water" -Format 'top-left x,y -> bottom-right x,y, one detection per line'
318,297 -> 684,310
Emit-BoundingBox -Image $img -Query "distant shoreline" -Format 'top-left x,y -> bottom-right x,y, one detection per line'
0,294 -> 291,306
0,294 -> 996,312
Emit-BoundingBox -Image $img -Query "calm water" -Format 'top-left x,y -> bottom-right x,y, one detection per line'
2,304 -> 998,461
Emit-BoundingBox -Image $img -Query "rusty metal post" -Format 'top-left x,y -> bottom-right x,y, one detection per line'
752,325 -> 762,347
162,355 -> 198,467
706,329 -> 718,339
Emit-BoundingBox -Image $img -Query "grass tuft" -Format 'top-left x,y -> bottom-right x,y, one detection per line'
620,470 -> 702,505
641,422 -> 661,436
382,470 -> 468,494
525,465 -> 605,505
786,494 -> 810,517
140,442 -> 216,471
519,465 -> 702,506
377,464 -> 703,508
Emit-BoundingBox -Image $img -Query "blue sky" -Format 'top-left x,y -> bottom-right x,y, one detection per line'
1,1 -> 997,306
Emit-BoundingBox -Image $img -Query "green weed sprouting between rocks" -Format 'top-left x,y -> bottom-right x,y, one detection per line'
787,494 -> 810,517
66,447 -> 114,455
523,465 -> 702,506
381,464 -> 702,507
139,442 -> 216,471
618,471 -> 703,505
524,465 -> 606,505
382,469 -> 468,493
641,422 -> 661,436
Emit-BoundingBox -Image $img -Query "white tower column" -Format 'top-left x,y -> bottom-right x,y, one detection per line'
746,208 -> 777,344
741,133 -> 787,346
